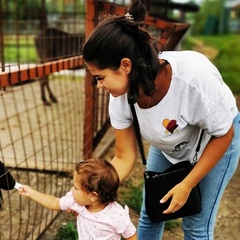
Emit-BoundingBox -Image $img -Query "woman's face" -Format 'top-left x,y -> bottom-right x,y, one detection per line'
86,58 -> 131,97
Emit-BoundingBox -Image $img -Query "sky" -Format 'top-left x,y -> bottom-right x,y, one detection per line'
171,0 -> 203,5
172,0 -> 240,7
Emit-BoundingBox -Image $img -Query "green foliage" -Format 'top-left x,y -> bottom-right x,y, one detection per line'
118,179 -> 143,214
4,36 -> 37,63
46,0 -> 85,13
191,0 -> 225,35
55,222 -> 78,240
2,0 -> 42,20
182,34 -> 240,94
2,0 -> 85,19
164,219 -> 181,231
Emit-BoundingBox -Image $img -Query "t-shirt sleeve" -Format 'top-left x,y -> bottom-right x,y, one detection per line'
174,52 -> 237,137
109,95 -> 133,130
59,191 -> 75,210
115,205 -> 136,238
184,72 -> 235,136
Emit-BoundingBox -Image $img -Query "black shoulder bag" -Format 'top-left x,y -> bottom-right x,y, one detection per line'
129,102 -> 203,223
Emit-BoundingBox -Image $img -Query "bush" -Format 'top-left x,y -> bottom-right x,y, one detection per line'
55,222 -> 78,240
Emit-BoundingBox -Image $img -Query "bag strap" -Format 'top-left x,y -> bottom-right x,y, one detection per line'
129,102 -> 204,166
129,102 -> 147,166
193,128 -> 204,163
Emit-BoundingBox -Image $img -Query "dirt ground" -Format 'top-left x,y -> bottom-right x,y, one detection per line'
39,95 -> 240,240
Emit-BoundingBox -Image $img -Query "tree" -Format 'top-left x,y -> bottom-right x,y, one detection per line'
191,0 -> 225,35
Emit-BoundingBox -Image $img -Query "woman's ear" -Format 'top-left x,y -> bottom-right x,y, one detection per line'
120,58 -> 132,74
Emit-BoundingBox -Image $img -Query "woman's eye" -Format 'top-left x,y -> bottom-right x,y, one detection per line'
95,76 -> 104,81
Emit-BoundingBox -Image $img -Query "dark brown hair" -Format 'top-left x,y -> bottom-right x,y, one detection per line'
75,159 -> 119,204
82,0 -> 161,103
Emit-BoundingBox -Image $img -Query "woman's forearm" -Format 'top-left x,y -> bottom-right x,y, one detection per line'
111,125 -> 137,182
111,155 -> 136,182
183,125 -> 234,189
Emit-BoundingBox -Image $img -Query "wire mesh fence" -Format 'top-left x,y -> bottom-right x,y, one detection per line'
0,69 -> 86,240
0,1 -> 89,238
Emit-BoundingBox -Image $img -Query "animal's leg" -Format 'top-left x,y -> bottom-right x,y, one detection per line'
40,76 -> 51,106
45,75 -> 58,103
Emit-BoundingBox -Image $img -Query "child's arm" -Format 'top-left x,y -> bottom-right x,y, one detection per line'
125,232 -> 137,240
19,185 -> 61,211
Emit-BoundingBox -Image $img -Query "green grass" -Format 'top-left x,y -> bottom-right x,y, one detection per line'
55,222 -> 78,240
182,34 -> 240,94
3,35 -> 37,63
118,179 -> 143,213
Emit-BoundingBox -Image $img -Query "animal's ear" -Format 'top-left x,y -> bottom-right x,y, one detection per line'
0,161 -> 16,190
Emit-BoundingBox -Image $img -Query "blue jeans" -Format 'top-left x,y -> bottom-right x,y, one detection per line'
137,112 -> 240,240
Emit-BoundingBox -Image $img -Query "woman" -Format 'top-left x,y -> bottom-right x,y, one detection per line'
82,0 -> 240,239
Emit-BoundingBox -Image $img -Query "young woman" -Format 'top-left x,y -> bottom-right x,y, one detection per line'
82,1 -> 240,239
18,159 -> 137,240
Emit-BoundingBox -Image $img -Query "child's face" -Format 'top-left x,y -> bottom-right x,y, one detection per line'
71,172 -> 95,206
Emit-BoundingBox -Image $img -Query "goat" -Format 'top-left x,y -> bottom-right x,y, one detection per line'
0,161 -> 16,209
34,27 -> 85,106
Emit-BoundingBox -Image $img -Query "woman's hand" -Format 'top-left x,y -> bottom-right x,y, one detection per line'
66,208 -> 79,217
161,125 -> 234,214
160,181 -> 191,214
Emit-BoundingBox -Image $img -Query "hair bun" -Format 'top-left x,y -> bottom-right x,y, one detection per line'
128,0 -> 146,22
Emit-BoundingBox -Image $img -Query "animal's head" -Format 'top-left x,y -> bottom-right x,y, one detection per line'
0,161 -> 16,210
0,161 -> 16,190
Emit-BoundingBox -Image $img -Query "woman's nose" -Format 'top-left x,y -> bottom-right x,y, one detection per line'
97,80 -> 104,88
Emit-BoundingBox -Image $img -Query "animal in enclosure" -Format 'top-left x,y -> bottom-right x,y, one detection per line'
35,27 -> 85,106
0,161 -> 16,209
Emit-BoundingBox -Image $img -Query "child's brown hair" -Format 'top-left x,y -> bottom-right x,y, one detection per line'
75,159 -> 119,204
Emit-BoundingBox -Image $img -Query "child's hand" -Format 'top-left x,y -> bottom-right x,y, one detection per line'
18,185 -> 32,197
66,208 -> 79,217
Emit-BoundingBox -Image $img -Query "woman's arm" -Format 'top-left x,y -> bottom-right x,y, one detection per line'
19,185 -> 61,211
161,124 -> 234,213
111,124 -> 137,182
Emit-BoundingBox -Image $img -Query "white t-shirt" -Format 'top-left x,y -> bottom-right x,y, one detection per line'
109,51 -> 238,164
59,191 -> 136,240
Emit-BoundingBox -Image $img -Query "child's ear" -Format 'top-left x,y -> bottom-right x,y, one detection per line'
90,192 -> 98,202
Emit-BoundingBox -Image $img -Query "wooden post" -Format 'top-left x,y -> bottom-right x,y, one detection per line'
83,0 -> 98,158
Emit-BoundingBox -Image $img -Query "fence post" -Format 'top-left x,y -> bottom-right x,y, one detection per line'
83,0 -> 98,158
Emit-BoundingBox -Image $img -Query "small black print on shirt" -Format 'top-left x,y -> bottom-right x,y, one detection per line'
173,141 -> 189,152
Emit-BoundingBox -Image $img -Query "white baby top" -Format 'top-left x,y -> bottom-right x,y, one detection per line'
59,191 -> 136,240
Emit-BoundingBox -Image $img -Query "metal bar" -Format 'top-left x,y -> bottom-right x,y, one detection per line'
0,55 -> 84,87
